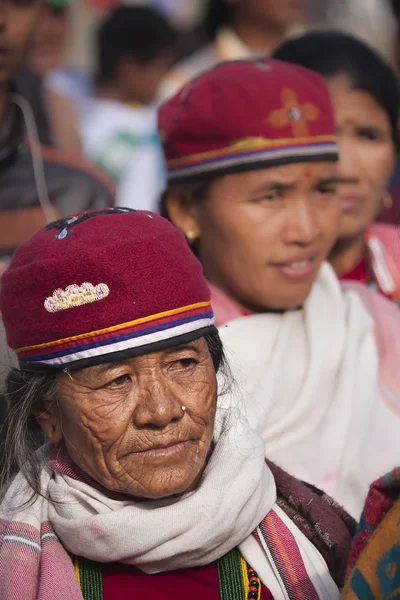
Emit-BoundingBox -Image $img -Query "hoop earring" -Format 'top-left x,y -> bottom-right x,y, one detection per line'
383,192 -> 393,210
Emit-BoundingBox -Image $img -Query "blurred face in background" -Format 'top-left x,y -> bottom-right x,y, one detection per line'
29,3 -> 69,75
118,50 -> 176,106
0,0 -> 42,86
231,0 -> 304,30
166,161 -> 340,312
327,73 -> 396,242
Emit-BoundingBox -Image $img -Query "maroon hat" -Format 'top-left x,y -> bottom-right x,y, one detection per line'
158,58 -> 338,183
0,209 -> 214,370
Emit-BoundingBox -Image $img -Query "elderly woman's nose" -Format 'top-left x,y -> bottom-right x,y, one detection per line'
132,378 -> 185,429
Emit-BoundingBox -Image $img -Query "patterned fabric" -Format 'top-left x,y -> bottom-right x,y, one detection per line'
0,209 -> 215,370
342,468 -> 400,599
158,59 -> 338,184
268,461 -> 356,589
0,447 -> 353,600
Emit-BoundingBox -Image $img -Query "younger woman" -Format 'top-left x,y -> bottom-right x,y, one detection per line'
274,31 -> 400,301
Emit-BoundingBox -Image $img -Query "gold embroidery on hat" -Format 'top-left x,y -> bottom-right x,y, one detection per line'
268,88 -> 320,138
44,283 -> 109,313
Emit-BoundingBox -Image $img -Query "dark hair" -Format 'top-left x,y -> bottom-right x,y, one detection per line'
273,31 -> 400,151
0,329 -> 229,503
392,0 -> 400,19
203,0 -> 233,42
97,6 -> 177,81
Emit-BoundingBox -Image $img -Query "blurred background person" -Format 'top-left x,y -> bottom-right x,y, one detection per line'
0,0 -> 114,265
81,6 -> 177,212
161,0 -> 305,99
23,0 -> 83,153
274,32 -> 400,302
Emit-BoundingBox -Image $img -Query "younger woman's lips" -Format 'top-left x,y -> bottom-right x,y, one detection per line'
340,196 -> 362,212
271,256 -> 317,280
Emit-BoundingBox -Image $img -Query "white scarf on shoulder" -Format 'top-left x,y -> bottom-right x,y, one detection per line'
219,263 -> 396,519
0,408 -> 337,600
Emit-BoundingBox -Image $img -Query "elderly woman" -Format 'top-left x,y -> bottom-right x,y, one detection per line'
158,58 -> 400,519
274,31 -> 400,301
0,208 -> 353,600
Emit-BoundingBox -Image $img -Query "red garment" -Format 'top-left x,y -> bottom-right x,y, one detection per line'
339,258 -> 368,284
102,562 -> 273,599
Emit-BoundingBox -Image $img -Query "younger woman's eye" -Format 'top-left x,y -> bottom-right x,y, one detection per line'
106,374 -> 132,388
318,184 -> 338,195
357,127 -> 384,142
252,189 -> 281,203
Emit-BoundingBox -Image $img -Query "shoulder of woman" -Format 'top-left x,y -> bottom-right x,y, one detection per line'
267,460 -> 355,587
366,223 -> 400,250
342,280 -> 400,412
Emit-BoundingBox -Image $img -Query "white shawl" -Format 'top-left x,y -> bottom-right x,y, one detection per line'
219,263 -> 400,518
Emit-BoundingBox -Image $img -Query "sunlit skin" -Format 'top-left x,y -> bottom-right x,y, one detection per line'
166,161 -> 340,312
327,74 -> 396,276
34,338 -> 217,500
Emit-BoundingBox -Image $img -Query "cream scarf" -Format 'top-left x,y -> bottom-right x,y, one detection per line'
218,263 -> 398,519
0,407 -> 337,600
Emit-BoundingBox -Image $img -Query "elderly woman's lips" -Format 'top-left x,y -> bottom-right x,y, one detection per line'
134,440 -> 195,459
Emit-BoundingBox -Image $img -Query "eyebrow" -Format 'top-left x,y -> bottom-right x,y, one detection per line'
251,181 -> 296,196
316,177 -> 340,186
88,361 -> 129,376
164,342 -> 201,354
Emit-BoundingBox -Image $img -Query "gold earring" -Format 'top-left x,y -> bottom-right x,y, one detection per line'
383,192 -> 393,209
185,230 -> 198,245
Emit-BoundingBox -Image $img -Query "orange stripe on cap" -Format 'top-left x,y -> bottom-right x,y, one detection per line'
16,301 -> 212,353
167,135 -> 338,167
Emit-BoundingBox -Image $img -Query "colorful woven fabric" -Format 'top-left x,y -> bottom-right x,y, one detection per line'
268,461 -> 356,589
158,59 -> 338,183
0,208 -> 215,370
75,548 -> 262,600
341,467 -> 400,599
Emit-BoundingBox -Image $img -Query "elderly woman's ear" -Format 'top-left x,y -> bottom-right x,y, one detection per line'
31,399 -> 63,444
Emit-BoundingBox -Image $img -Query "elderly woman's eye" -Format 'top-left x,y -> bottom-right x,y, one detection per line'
106,375 -> 132,388
172,358 -> 197,370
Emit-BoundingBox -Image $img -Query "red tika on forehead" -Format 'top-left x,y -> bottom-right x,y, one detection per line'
158,59 -> 339,184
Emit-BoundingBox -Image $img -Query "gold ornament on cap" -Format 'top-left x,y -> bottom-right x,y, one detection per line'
44,283 -> 109,313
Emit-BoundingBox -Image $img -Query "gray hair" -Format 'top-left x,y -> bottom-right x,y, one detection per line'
0,329 -> 229,503
0,368 -> 57,503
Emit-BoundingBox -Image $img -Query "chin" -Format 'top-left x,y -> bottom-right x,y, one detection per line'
338,215 -> 365,240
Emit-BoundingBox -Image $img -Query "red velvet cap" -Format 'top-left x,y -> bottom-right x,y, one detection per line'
0,209 -> 214,370
158,58 -> 338,183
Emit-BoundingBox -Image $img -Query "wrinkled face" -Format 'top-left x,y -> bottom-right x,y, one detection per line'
0,0 -> 42,85
41,338 -> 217,499
167,162 -> 340,311
327,74 -> 396,241
233,0 -> 304,29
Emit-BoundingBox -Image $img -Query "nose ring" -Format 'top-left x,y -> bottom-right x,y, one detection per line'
181,406 -> 186,412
